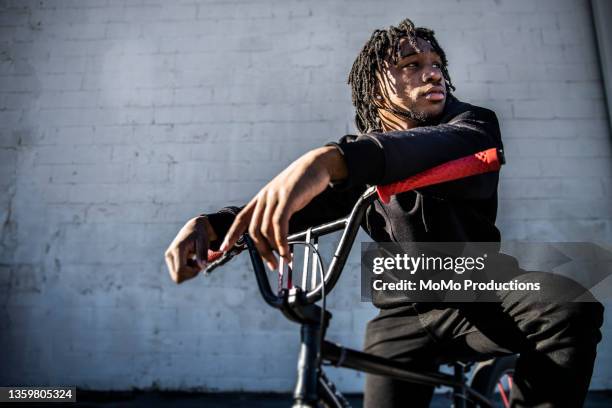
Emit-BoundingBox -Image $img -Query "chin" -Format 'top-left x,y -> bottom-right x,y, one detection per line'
423,102 -> 446,117
411,106 -> 444,124
430,105 -> 446,116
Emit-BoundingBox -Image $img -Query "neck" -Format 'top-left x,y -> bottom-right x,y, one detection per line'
378,108 -> 419,132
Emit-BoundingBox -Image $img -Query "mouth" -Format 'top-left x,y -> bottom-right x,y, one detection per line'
422,87 -> 446,102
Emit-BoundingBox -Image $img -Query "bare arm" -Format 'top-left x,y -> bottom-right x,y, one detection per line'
221,146 -> 348,270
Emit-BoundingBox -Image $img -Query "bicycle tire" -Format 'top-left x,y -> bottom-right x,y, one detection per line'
468,355 -> 518,408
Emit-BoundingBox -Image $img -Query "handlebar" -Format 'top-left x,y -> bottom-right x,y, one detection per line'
203,147 -> 505,308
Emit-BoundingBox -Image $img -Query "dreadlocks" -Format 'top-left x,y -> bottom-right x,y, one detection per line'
348,18 -> 456,133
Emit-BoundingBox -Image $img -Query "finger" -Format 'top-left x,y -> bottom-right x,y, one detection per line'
169,248 -> 183,282
176,243 -> 199,283
221,202 -> 255,252
172,247 -> 182,278
249,196 -> 278,271
272,203 -> 291,261
186,258 -> 199,269
177,263 -> 200,283
260,192 -> 279,252
194,224 -> 210,270
252,227 -> 277,271
165,251 -> 177,281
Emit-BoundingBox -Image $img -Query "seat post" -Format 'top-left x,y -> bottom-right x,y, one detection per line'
452,362 -> 469,408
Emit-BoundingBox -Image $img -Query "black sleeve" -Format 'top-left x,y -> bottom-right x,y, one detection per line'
329,107 -> 503,200
203,206 -> 243,250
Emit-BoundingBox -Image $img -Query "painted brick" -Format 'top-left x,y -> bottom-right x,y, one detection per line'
1,0 -> 611,394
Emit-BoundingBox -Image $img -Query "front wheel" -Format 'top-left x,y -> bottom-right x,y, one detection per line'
468,355 -> 518,408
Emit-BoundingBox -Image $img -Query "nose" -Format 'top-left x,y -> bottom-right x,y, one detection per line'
423,66 -> 442,83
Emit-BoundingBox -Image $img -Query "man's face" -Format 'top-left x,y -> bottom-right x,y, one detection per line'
377,36 -> 447,124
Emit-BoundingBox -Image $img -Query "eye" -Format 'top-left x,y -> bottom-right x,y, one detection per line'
402,62 -> 418,69
433,62 -> 442,68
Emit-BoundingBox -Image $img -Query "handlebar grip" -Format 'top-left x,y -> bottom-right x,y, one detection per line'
376,147 -> 505,204
201,249 -> 230,274
207,249 -> 224,263
202,238 -> 247,274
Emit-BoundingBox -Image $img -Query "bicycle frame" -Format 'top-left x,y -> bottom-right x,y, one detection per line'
207,188 -> 494,407
204,148 -> 505,407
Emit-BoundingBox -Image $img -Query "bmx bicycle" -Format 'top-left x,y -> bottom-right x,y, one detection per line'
203,147 -> 516,407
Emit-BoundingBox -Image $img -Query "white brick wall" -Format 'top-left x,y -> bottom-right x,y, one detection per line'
1,0 -> 611,392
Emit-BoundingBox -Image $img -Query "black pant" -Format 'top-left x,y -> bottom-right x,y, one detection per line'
363,271 -> 605,408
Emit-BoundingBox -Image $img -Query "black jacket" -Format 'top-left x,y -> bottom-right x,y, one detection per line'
205,94 -> 505,306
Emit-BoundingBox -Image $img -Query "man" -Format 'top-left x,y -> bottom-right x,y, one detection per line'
165,18 -> 603,407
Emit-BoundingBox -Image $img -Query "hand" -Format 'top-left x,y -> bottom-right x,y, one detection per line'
220,146 -> 347,270
165,215 -> 218,283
